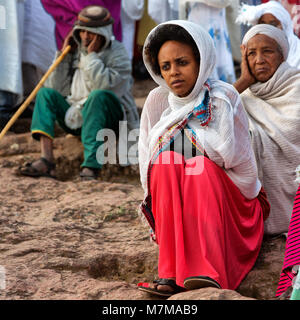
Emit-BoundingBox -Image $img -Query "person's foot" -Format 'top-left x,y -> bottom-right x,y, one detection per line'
18,157 -> 56,178
138,278 -> 184,297
155,278 -> 176,293
80,167 -> 99,181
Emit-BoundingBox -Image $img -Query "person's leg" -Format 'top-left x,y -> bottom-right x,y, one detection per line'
22,87 -> 79,176
180,156 -> 264,289
80,90 -> 123,174
150,151 -> 186,292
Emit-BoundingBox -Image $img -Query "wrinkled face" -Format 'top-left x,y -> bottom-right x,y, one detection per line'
158,40 -> 200,97
246,34 -> 284,82
258,13 -> 283,29
79,30 -> 104,48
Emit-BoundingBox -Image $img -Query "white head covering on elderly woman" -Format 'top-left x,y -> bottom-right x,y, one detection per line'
240,24 -> 300,235
242,24 -> 290,60
139,20 -> 261,201
236,0 -> 300,69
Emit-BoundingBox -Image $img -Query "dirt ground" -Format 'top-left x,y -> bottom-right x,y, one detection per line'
0,79 -> 162,300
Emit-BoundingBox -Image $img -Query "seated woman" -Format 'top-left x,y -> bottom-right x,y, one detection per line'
234,24 -> 300,235
236,1 -> 300,69
137,20 -> 270,297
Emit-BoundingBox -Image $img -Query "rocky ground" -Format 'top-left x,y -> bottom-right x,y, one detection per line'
0,79 -> 288,301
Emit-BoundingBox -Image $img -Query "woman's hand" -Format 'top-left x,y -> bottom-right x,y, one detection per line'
61,30 -> 78,53
233,45 -> 256,94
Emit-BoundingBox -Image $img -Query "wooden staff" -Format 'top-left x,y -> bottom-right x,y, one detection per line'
0,45 -> 71,141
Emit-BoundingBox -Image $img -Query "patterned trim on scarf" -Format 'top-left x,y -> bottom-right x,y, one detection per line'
140,83 -> 212,238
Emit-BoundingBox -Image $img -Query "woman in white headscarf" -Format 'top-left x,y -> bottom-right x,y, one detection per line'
137,20 -> 270,297
234,24 -> 300,236
236,0 -> 300,69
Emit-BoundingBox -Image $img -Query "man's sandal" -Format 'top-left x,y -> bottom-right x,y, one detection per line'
138,278 -> 184,297
18,157 -> 56,179
80,167 -> 99,181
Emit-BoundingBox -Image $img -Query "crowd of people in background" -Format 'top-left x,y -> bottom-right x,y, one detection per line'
1,0 -> 299,131
0,0 -> 300,299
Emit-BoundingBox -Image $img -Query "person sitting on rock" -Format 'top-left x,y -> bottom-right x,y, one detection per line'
233,24 -> 300,235
137,20 -> 270,297
19,5 -> 139,180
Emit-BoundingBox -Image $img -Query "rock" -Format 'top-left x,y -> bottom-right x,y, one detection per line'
169,287 -> 255,300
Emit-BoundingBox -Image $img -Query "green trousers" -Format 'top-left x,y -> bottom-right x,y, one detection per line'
31,88 -> 123,169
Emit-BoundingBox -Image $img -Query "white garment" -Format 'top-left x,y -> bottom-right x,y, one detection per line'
65,57 -> 89,129
22,0 -> 56,72
242,24 -> 289,60
241,62 -> 300,235
0,0 -> 24,96
187,2 -> 236,83
148,0 -> 178,24
236,0 -> 300,69
139,20 -> 261,200
121,0 -> 144,60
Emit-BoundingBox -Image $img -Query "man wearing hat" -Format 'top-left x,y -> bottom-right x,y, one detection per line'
19,5 -> 140,180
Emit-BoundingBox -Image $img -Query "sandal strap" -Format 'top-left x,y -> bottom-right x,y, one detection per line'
154,278 -> 181,291
40,157 -> 56,172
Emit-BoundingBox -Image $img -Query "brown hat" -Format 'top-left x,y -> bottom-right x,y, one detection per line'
75,5 -> 114,28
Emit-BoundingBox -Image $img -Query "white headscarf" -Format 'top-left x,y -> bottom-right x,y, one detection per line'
242,24 -> 290,61
143,20 -> 217,153
236,1 -> 300,69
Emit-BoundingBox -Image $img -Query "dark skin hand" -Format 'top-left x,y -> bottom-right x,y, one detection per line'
79,30 -> 104,54
61,29 -> 78,53
233,44 -> 256,94
61,29 -> 104,54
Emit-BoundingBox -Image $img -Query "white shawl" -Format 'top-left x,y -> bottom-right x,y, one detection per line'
241,62 -> 300,235
139,20 -> 261,200
236,1 -> 300,69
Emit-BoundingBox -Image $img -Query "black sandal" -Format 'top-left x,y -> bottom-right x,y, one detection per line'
18,157 -> 56,179
138,278 -> 184,297
183,276 -> 221,290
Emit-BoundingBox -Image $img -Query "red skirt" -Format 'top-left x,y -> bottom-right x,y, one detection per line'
150,151 -> 269,289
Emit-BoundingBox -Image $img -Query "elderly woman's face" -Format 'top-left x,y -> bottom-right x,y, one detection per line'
158,40 -> 199,97
246,34 -> 284,82
258,14 -> 283,29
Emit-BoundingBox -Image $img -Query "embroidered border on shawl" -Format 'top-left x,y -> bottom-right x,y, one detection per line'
140,83 -> 212,237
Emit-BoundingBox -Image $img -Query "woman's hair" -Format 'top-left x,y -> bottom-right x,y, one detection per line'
144,24 -> 200,75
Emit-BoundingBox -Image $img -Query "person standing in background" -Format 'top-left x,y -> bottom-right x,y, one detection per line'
121,0 -> 145,61
0,0 -> 56,131
183,0 -> 236,83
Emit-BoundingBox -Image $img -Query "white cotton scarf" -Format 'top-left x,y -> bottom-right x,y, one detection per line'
241,61 -> 300,234
236,1 -> 300,69
143,20 -> 217,156
242,24 -> 289,60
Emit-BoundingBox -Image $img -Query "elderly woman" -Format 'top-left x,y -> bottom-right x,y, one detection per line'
234,24 -> 300,235
137,20 -> 270,297
236,1 -> 300,69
